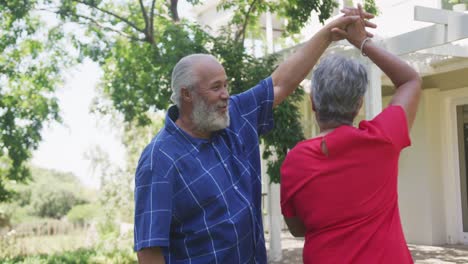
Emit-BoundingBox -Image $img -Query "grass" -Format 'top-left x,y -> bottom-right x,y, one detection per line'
0,232 -> 94,258
0,226 -> 137,263
0,248 -> 137,264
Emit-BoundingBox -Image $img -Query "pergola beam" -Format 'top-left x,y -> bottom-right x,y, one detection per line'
414,5 -> 454,24
448,14 -> 468,42
385,6 -> 468,56
385,24 -> 447,56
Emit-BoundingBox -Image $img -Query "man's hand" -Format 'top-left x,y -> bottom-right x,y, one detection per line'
137,247 -> 165,264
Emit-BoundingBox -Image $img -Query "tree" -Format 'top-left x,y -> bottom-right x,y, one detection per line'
0,0 -> 72,201
51,0 -> 338,184
0,167 -> 94,223
364,0 -> 380,15
84,101 -> 164,224
32,186 -> 84,219
66,203 -> 100,225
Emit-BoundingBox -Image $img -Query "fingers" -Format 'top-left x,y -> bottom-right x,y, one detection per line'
358,3 -> 365,19
366,31 -> 374,38
341,15 -> 360,24
364,20 -> 377,28
331,27 -> 348,38
340,7 -> 374,19
340,8 -> 359,17
340,6 -> 377,29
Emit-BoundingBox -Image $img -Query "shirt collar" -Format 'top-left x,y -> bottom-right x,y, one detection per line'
165,105 -> 223,150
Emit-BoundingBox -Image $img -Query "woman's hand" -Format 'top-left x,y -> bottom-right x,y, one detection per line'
338,4 -> 377,47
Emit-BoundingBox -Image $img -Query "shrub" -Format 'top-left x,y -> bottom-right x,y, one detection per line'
32,187 -> 84,219
66,204 -> 100,225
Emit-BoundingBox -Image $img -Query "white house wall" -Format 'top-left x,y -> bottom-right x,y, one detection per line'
383,86 -> 468,245
383,91 -> 439,245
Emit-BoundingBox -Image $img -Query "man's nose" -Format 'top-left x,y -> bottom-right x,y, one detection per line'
220,88 -> 229,99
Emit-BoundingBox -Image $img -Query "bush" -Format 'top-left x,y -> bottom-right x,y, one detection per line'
32,186 -> 84,219
66,204 -> 100,225
0,207 -> 11,228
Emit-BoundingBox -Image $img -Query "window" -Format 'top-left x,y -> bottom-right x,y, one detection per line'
456,105 -> 468,232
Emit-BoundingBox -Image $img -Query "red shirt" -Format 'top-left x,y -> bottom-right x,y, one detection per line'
281,106 -> 413,264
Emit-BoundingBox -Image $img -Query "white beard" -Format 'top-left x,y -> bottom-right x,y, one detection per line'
191,93 -> 230,133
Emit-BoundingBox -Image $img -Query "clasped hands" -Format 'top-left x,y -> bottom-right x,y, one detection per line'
328,4 -> 377,49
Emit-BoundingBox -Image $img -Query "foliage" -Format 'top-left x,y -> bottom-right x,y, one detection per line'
0,167 -> 96,224
51,0 -> 321,185
0,247 -> 137,264
364,0 -> 380,15
83,108 -> 164,228
66,204 -> 100,225
0,230 -> 95,259
32,187 -> 84,219
84,144 -> 131,225
0,207 -> 11,227
97,24 -> 211,126
448,0 -> 468,4
277,0 -> 338,34
0,0 -> 73,202
219,0 -> 338,39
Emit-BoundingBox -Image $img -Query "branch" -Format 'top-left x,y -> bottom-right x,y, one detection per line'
149,0 -> 157,34
37,8 -> 146,43
169,0 -> 180,22
138,0 -> 155,44
234,0 -> 258,44
138,0 -> 149,31
73,13 -> 146,42
71,0 -> 145,34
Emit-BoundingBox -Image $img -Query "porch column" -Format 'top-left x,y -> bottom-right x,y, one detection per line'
364,62 -> 382,119
265,10 -> 283,262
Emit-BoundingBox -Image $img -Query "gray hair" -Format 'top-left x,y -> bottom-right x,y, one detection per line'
170,53 -> 218,107
311,55 -> 368,125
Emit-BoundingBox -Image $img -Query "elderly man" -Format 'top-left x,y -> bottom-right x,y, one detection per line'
133,10 -> 375,264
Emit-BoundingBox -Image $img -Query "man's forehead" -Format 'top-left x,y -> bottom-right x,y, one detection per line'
196,57 -> 223,69
195,60 -> 227,79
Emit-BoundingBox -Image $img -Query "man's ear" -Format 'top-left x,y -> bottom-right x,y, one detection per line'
181,87 -> 192,103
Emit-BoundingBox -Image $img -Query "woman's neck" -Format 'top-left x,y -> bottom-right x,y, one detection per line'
317,122 -> 348,137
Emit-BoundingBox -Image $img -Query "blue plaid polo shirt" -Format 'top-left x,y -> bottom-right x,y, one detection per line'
134,77 -> 274,263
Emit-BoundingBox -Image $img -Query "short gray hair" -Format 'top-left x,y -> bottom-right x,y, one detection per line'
311,55 -> 368,125
171,54 -> 218,107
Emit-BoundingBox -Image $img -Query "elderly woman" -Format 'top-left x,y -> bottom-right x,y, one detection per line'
280,6 -> 422,264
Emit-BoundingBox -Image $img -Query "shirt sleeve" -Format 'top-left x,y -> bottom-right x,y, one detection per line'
367,105 -> 411,151
134,143 -> 175,252
230,77 -> 274,135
